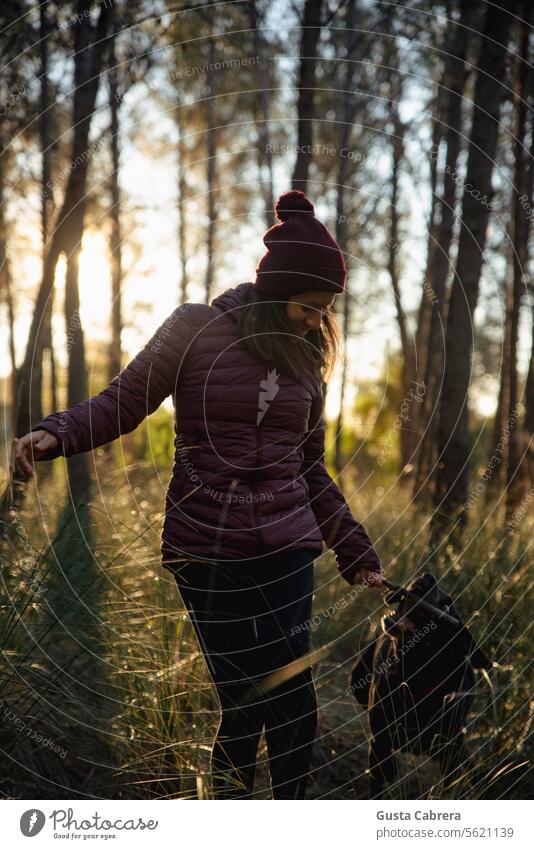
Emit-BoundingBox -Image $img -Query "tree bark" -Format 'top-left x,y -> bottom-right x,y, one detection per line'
387,102 -> 417,475
333,0 -> 358,475
433,2 -> 516,532
411,85 -> 443,405
204,32 -> 218,304
4,0 -> 110,516
413,0 -> 474,497
248,0 -> 275,229
176,101 -> 189,304
0,152 -> 17,414
524,282 -> 534,487
32,0 -> 55,426
291,0 -> 324,193
107,11 -> 123,384
504,8 -> 533,521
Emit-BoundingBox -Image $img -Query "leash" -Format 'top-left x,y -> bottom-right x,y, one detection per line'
381,578 -> 460,628
240,577 -> 461,701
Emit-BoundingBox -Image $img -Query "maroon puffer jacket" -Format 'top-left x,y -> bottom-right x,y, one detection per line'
31,282 -> 381,583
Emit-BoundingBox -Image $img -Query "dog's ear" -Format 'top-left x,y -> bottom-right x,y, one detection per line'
408,572 -> 442,610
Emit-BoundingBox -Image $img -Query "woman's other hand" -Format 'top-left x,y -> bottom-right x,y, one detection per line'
15,430 -> 59,476
356,567 -> 384,589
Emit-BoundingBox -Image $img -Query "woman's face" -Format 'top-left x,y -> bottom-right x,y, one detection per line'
286,290 -> 336,337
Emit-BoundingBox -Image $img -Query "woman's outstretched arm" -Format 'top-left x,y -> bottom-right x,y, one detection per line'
300,387 -> 382,586
16,303 -> 193,469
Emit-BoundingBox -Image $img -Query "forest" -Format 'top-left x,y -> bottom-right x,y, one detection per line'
0,0 -> 532,802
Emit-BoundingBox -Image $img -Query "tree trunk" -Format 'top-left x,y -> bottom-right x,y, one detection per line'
176,101 -> 189,304
485,24 -> 531,505
485,324 -> 506,500
32,0 -> 55,426
504,9 -> 533,521
433,2 -> 516,534
3,0 -> 109,517
249,0 -> 275,229
413,0 -> 474,498
334,0 -> 358,474
410,86 -> 443,408
387,103 -> 416,476
0,153 -> 17,416
524,283 -> 534,487
107,12 -> 123,384
291,0 -> 324,193
204,33 -> 218,304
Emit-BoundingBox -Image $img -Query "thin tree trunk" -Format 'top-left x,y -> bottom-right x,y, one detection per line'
333,0 -> 358,474
32,0 -> 54,426
249,0 -> 275,229
0,153 -> 17,414
204,33 -> 217,304
107,13 -> 123,384
387,103 -> 416,475
433,3 -> 516,534
413,0 -> 474,497
522,83 -> 534,488
3,0 -> 109,517
485,314 -> 507,500
524,284 -> 534,487
39,0 -> 53,259
505,10 -> 533,521
176,102 -> 189,304
291,0 -> 324,193
13,0 -> 109,438
62,3 -> 111,504
411,86 -> 443,405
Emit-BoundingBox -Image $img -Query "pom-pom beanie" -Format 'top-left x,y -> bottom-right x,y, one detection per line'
254,190 -> 346,297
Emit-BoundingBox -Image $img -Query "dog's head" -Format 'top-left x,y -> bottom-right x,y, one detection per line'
382,573 -> 492,670
382,573 -> 449,633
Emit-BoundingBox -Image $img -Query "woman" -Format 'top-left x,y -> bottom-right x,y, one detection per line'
16,189 -> 383,799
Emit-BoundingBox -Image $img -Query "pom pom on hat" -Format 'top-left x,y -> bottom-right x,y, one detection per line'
255,189 -> 346,296
274,190 -> 315,222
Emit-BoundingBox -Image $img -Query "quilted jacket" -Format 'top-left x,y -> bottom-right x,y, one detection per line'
31,282 -> 381,583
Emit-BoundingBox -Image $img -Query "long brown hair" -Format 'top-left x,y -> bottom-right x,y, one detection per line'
235,287 -> 341,383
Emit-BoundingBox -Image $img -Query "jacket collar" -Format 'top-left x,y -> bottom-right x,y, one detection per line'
210,281 -> 255,323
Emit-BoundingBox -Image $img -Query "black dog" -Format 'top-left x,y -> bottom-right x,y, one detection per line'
350,573 -> 492,798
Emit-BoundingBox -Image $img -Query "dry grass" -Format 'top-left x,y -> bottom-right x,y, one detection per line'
0,458 -> 531,799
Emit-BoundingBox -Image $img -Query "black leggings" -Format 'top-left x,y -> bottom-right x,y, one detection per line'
173,548 -> 318,799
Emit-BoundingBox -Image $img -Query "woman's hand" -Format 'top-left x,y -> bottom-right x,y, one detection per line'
15,430 -> 59,476
355,567 -> 384,589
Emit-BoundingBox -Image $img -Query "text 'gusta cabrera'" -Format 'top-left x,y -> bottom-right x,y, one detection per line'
377,810 -> 461,821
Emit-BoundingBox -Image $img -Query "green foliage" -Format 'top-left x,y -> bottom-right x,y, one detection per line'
327,352 -> 407,478
138,406 -> 175,471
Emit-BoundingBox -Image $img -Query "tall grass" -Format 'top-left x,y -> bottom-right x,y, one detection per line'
310,484 -> 533,799
0,458 -> 531,799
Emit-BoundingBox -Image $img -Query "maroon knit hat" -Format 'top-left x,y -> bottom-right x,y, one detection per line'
254,190 -> 346,297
